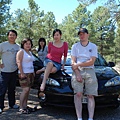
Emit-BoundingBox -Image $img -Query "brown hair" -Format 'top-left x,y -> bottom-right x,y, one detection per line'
21,38 -> 33,49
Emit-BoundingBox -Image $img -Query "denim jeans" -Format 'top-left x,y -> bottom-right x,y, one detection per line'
0,70 -> 17,109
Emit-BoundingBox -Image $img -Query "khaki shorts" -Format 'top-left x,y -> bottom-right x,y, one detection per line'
19,73 -> 34,88
71,68 -> 98,96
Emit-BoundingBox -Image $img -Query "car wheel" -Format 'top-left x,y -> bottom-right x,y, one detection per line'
37,90 -> 46,107
111,103 -> 119,109
39,101 -> 46,107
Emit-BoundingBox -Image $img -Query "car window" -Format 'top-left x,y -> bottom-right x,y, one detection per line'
32,53 -> 44,68
67,50 -> 71,56
65,57 -> 71,65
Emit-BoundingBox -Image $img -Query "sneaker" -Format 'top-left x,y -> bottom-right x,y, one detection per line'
9,104 -> 19,109
0,108 -> 2,114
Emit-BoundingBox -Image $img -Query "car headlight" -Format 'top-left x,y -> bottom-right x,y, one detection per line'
105,76 -> 120,87
46,78 -> 60,86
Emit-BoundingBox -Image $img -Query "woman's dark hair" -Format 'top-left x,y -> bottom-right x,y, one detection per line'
7,30 -> 17,36
38,38 -> 46,52
53,29 -> 62,37
21,38 -> 33,49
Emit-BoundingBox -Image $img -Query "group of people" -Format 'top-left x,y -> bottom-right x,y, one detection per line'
0,28 -> 98,120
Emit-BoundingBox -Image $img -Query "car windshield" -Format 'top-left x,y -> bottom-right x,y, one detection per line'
62,51 -> 108,66
94,54 -> 108,66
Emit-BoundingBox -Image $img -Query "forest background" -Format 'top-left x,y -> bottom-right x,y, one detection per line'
0,0 -> 120,63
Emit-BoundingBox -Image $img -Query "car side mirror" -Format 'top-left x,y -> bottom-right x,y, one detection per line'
108,62 -> 115,67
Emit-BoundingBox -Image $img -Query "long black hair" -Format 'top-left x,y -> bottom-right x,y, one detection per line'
38,38 -> 46,52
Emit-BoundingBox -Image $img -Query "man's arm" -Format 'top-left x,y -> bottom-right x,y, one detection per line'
71,56 -> 77,64
71,55 -> 83,82
77,56 -> 96,67
71,55 -> 78,70
72,56 -> 96,71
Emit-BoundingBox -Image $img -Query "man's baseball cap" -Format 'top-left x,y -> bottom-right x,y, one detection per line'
78,28 -> 88,35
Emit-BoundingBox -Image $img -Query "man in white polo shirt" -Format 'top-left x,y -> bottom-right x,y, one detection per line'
71,28 -> 98,120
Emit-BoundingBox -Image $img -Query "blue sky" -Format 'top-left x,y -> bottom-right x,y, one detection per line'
10,0 -> 102,24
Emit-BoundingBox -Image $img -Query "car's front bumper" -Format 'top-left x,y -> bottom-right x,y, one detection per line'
38,86 -> 120,108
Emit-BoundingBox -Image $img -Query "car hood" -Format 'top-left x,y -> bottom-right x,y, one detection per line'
95,66 -> 119,80
64,66 -> 119,80
46,66 -> 120,95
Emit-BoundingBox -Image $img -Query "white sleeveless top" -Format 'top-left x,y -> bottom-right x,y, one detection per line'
18,49 -> 34,73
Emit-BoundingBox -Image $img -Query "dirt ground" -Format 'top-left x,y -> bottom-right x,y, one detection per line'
0,87 -> 77,120
1,86 -> 120,120
0,87 -> 43,120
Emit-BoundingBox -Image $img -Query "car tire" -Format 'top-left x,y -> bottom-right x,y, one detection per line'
111,103 -> 119,109
39,102 -> 46,108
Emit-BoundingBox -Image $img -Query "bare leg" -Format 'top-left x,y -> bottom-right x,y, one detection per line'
74,69 -> 82,82
20,87 -> 30,109
23,87 -> 30,109
36,67 -> 45,74
40,62 -> 54,91
87,95 -> 95,119
74,92 -> 83,119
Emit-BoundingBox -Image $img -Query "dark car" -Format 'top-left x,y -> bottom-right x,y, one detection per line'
34,53 -> 120,108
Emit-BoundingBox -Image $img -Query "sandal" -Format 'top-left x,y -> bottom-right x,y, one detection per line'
19,108 -> 31,114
